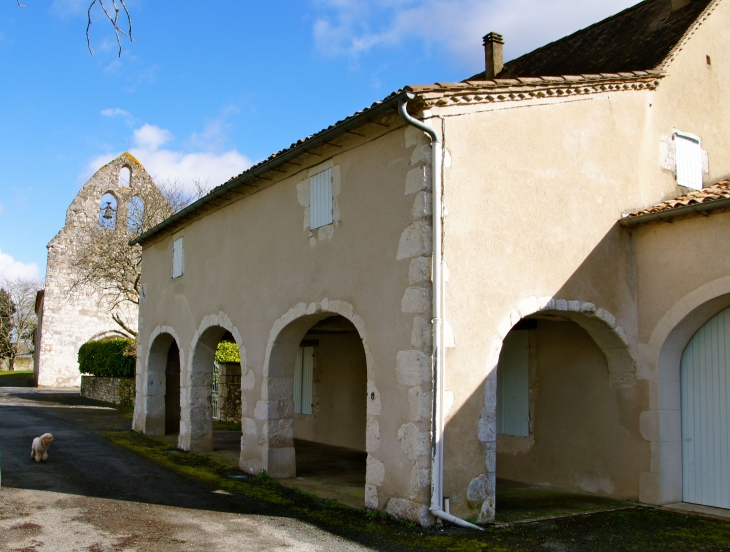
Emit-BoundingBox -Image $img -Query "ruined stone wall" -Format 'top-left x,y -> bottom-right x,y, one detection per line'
37,153 -> 161,388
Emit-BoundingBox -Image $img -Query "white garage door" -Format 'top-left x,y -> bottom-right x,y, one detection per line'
681,306 -> 730,509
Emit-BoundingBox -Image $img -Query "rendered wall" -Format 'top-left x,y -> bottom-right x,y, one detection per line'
294,331 -> 368,451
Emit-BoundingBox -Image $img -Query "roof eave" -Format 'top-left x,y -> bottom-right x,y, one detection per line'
130,91 -> 412,247
620,196 -> 730,227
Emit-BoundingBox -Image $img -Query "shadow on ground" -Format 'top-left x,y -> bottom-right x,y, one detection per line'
2,387 -> 730,551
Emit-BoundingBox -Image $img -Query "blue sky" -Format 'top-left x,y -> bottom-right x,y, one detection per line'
0,0 -> 639,280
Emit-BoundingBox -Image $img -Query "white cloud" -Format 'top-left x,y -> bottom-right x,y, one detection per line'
101,108 -> 131,118
312,0 -> 640,69
85,121 -> 252,193
0,249 -> 39,281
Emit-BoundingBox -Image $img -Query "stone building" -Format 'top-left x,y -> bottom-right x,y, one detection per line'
132,0 -> 730,526
35,153 -> 161,388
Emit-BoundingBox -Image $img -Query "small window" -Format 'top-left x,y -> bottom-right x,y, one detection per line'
119,167 -> 131,187
172,237 -> 184,278
675,131 -> 703,190
310,168 -> 333,230
497,330 -> 530,437
293,346 -> 314,415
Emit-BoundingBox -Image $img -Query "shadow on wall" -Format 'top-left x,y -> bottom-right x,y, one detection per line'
442,223 -> 650,520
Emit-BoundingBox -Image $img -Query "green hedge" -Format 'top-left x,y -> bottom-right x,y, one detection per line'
78,338 -> 136,378
215,341 -> 241,364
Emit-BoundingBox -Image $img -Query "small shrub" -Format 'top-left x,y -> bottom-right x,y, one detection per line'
78,338 -> 136,378
215,341 -> 241,364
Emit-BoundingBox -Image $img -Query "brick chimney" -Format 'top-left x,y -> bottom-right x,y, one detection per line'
483,32 -> 504,79
672,0 -> 692,10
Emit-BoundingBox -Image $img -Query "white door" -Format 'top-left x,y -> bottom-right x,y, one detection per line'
681,306 -> 730,509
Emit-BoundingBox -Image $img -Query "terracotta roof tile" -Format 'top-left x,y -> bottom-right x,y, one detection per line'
625,180 -> 730,218
468,0 -> 715,80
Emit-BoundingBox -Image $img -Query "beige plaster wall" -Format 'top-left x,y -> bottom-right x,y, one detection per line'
496,320 -> 646,498
435,0 -> 730,519
294,331 -> 367,451
135,121 -> 429,516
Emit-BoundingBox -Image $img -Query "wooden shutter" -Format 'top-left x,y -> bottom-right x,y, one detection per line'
301,346 -> 314,415
675,132 -> 703,190
497,330 -> 530,437
310,168 -> 333,230
293,348 -> 303,414
172,237 -> 184,278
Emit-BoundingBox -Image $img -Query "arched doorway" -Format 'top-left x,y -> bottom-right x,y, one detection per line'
140,332 -> 181,436
187,324 -> 244,453
164,342 -> 181,435
495,316 -> 643,497
264,313 -> 368,505
681,305 -> 730,509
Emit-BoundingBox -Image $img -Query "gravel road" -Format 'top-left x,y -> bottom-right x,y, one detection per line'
0,388 -> 371,552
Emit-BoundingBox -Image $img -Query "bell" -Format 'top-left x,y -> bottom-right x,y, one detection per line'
102,202 -> 114,220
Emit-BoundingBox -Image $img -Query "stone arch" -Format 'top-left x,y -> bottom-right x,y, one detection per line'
257,299 -> 379,497
183,312 -> 246,452
639,275 -> 730,506
133,325 -> 184,436
477,296 -> 634,523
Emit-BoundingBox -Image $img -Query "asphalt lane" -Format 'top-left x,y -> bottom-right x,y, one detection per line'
0,388 -> 370,551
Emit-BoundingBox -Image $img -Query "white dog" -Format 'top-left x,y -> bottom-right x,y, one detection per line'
31,433 -> 55,462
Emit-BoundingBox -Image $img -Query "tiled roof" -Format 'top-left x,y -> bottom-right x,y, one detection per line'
623,180 -> 730,220
468,0 -> 715,80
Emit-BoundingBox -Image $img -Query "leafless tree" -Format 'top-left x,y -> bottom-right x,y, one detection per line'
0,277 -> 43,370
16,0 -> 133,57
69,180 -> 211,337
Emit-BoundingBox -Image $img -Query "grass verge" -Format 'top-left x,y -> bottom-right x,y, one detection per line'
105,430 -> 730,551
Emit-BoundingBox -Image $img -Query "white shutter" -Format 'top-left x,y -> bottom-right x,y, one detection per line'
497,330 -> 530,437
301,346 -> 314,415
675,132 -> 703,190
293,348 -> 303,414
293,346 -> 314,415
310,168 -> 333,230
172,237 -> 184,278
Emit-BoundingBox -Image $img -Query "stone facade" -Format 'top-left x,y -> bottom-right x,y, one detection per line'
36,154 -> 162,388
80,376 -> 135,406
217,362 -> 242,422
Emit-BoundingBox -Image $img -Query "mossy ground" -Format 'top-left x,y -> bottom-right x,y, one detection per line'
106,430 -> 730,551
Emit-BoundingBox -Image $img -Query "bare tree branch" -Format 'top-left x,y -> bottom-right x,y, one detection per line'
69,179 -> 212,337
0,277 -> 43,369
86,0 -> 134,57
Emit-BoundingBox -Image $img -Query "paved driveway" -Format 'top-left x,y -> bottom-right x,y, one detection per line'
0,388 -> 370,551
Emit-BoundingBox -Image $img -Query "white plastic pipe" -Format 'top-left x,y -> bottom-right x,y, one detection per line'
398,96 -> 483,532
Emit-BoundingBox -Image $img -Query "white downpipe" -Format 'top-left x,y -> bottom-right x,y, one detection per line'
398,96 -> 483,531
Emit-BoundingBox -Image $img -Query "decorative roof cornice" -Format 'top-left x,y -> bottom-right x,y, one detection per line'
408,71 -> 664,109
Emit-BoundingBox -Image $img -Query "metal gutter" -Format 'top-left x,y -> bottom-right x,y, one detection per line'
620,197 -> 730,227
130,91 -> 410,246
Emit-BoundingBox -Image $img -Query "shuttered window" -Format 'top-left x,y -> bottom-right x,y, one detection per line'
172,237 -> 184,278
675,132 -> 703,190
310,168 -> 333,230
293,346 -> 314,415
497,330 -> 530,437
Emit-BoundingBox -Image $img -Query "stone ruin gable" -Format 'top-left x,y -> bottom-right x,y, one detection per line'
37,153 -> 163,388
